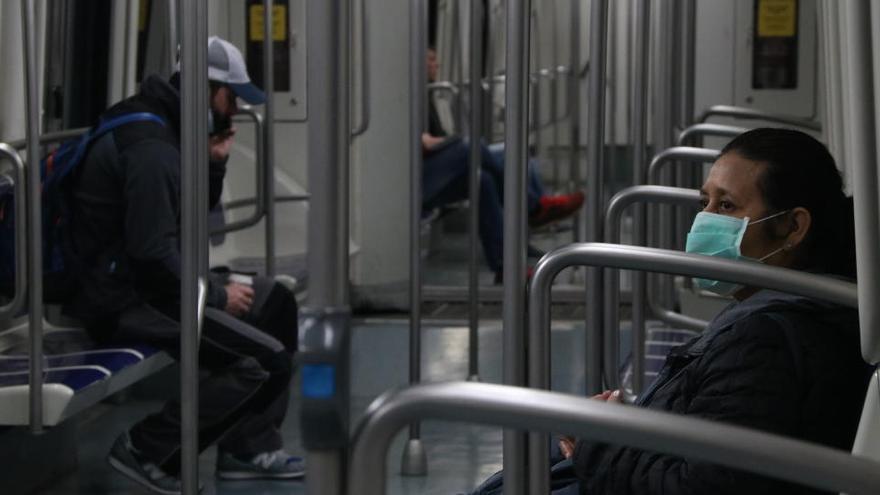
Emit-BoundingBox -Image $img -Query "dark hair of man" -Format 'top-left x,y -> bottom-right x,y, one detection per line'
720,127 -> 857,279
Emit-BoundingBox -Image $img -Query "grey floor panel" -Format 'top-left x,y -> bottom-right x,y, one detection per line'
30,320 -> 590,495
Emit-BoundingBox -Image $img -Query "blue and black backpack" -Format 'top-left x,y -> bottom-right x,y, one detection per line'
0,112 -> 165,302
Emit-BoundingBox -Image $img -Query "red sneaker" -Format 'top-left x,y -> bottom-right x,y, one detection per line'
529,191 -> 585,228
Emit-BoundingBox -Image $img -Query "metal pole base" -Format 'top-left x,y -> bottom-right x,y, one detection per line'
467,374 -> 481,382
400,438 -> 428,476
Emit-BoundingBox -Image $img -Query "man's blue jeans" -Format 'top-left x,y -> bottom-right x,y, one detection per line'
423,139 -> 505,272
422,139 -> 547,273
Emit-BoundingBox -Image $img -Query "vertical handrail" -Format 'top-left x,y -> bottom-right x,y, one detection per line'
0,144 -> 27,320
602,186 -> 704,393
302,0 -> 352,491
584,0 -> 608,395
568,0 -> 582,241
178,0 -> 208,492
502,0 -> 531,491
262,0 -> 276,277
351,0 -> 370,137
167,0 -> 178,75
630,0 -> 650,396
402,0 -> 428,477
21,0 -> 44,435
467,0 -> 483,382
846,0 -> 880,364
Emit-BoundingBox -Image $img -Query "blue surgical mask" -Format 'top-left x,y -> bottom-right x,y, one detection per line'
685,210 -> 789,295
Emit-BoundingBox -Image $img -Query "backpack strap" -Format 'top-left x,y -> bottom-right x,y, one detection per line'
54,112 -> 167,183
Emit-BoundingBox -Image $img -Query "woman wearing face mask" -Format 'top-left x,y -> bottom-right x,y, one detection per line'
469,128 -> 873,495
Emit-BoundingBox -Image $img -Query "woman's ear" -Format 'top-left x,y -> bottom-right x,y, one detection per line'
785,207 -> 812,250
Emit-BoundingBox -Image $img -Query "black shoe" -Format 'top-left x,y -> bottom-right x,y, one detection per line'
107,432 -> 198,495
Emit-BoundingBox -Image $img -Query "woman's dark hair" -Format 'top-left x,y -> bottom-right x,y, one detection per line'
721,128 -> 857,279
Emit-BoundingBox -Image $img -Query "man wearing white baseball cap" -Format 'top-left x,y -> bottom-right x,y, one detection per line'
63,36 -> 304,494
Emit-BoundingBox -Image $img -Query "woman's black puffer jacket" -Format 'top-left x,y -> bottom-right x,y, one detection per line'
573,289 -> 872,495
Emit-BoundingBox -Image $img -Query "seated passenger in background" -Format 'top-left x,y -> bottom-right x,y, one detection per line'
63,37 -> 304,493
470,128 -> 873,495
422,48 -> 584,281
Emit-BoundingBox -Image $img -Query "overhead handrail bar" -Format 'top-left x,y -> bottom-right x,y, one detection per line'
21,0 -> 44,435
178,0 -> 209,491
349,381 -> 880,495
527,243 -> 859,493
466,0 -> 483,382
0,145 -> 27,320
677,123 -> 749,146
211,106 -> 267,236
698,104 -> 822,131
501,0 -> 532,491
351,0 -> 370,137
603,186 -> 704,393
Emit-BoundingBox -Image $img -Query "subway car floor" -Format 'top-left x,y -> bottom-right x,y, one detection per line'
34,318 -> 601,495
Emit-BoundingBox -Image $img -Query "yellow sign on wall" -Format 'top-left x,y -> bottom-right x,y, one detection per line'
757,0 -> 797,37
249,5 -> 287,42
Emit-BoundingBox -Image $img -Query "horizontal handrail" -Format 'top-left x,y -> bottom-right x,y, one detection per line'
603,186 -> 705,391
646,146 -> 720,184
350,381 -> 880,495
222,194 -> 311,211
677,123 -> 749,146
698,104 -> 821,131
0,143 -> 27,319
528,243 -> 858,490
8,127 -> 89,150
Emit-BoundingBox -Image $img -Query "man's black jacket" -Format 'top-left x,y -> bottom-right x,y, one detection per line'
63,75 -> 228,337
574,289 -> 872,495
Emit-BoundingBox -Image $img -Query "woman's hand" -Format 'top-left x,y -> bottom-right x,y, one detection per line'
558,435 -> 576,459
592,389 -> 622,403
224,282 -> 254,317
421,132 -> 445,150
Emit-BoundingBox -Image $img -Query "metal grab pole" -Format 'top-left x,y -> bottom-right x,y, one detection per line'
630,0 -> 650,396
584,0 -> 608,396
0,145 -> 27,320
502,0 -> 531,491
848,0 -> 880,364
402,0 -> 428,477
351,0 -> 371,137
178,0 -> 208,492
211,107 -> 266,235
467,0 -> 484,382
349,382 -> 880,495
263,0 -> 276,277
301,0 -> 352,492
569,0 -> 582,240
602,186 -> 703,393
20,0 -> 43,434
167,0 -> 178,75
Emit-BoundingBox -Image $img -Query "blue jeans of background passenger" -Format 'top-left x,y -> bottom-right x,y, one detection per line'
485,142 -> 545,214
423,139 -> 504,272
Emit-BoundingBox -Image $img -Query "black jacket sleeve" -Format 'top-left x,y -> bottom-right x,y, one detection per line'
574,314 -> 821,495
208,155 -> 228,210
121,139 -> 227,309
